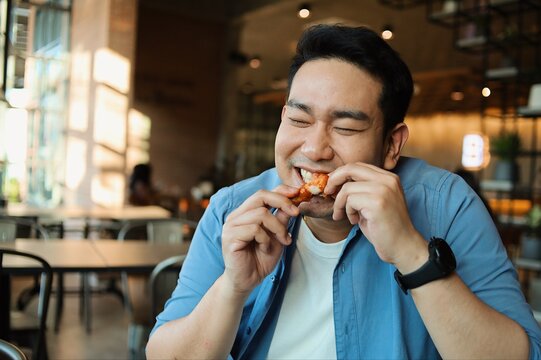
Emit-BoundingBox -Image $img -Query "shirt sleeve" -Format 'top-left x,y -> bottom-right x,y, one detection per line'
149,187 -> 231,335
437,174 -> 541,358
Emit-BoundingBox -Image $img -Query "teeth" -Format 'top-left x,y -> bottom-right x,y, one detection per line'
300,169 -> 313,183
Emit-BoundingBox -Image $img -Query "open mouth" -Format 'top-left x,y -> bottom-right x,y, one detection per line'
289,168 -> 330,205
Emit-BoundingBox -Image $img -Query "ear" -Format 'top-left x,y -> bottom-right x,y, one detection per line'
280,105 -> 287,121
383,123 -> 409,170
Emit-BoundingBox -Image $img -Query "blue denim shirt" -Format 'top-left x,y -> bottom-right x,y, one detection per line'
152,157 -> 541,359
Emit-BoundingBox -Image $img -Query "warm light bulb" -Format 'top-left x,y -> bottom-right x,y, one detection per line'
249,57 -> 261,69
482,87 -> 491,97
451,90 -> 464,101
298,8 -> 310,18
382,30 -> 393,40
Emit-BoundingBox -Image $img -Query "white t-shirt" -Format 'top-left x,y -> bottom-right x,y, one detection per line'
267,218 -> 347,360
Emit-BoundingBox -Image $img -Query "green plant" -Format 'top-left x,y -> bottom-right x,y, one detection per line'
491,131 -> 521,160
525,204 -> 541,236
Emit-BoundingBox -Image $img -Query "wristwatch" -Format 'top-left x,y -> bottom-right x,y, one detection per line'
394,237 -> 456,294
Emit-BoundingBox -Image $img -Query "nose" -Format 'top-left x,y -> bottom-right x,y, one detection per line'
300,123 -> 334,161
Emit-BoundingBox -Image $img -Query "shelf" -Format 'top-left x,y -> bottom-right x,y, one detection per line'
456,35 -> 487,49
515,257 -> 541,271
489,0 -> 541,14
378,0 -> 425,9
482,179 -> 514,191
486,66 -> 519,79
498,214 -> 527,225
518,107 -> 541,118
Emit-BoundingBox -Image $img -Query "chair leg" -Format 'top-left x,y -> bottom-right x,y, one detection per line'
82,273 -> 92,334
54,274 -> 64,333
121,272 -> 133,314
16,277 -> 40,310
37,332 -> 49,360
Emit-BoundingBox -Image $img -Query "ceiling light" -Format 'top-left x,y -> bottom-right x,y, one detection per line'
249,56 -> 261,69
451,86 -> 464,101
298,3 -> 311,19
381,25 -> 393,40
413,83 -> 421,96
482,87 -> 491,97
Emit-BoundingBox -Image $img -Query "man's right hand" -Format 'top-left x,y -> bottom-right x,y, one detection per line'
221,185 -> 299,297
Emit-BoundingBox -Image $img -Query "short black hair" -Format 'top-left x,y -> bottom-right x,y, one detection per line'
288,24 -> 413,135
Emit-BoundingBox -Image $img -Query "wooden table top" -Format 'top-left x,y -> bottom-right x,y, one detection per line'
1,239 -> 105,271
92,239 -> 189,271
0,239 -> 189,272
1,204 -> 171,221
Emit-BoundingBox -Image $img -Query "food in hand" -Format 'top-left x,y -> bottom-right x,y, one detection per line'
289,171 -> 329,205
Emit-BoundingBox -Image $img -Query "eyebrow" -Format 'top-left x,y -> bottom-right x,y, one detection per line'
286,99 -> 371,122
286,99 -> 313,115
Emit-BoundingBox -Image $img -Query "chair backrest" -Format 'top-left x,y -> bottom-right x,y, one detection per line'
0,217 -> 49,242
118,219 -> 197,243
0,249 -> 52,360
149,255 -> 185,319
0,339 -> 28,360
147,220 -> 184,243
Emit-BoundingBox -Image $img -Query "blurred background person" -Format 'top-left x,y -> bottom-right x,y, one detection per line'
128,163 -> 158,206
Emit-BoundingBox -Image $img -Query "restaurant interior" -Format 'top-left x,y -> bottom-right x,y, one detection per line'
0,0 -> 541,358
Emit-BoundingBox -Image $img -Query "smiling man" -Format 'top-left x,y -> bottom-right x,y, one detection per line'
146,25 -> 541,359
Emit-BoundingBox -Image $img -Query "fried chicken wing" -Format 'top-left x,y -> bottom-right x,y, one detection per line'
289,172 -> 329,206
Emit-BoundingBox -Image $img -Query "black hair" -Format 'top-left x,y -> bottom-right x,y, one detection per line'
129,163 -> 152,189
288,24 -> 413,135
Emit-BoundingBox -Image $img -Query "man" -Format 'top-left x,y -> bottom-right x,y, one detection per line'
147,25 -> 541,359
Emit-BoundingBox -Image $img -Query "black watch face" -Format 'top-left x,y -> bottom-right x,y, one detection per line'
432,238 -> 456,271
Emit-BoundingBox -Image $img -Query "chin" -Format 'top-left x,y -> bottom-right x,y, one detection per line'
298,196 -> 334,219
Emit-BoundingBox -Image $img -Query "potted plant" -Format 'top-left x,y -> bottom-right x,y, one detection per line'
491,131 -> 521,182
520,204 -> 541,260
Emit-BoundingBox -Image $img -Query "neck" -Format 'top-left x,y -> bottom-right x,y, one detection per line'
303,216 -> 352,244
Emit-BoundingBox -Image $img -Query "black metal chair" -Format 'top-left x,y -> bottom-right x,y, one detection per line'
0,218 -> 49,313
127,255 -> 185,360
0,249 -> 53,360
117,218 -> 194,311
0,217 -> 49,242
0,339 -> 28,360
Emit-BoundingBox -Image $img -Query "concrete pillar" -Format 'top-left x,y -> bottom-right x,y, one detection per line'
65,0 -> 138,208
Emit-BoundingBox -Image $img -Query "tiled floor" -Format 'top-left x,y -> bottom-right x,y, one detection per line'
13,274 -> 136,360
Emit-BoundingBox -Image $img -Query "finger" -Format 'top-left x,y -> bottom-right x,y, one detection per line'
325,162 -> 394,195
345,200 -> 361,225
332,181 -> 380,220
230,189 -> 299,219
273,184 -> 301,198
228,207 -> 291,245
225,223 -> 271,252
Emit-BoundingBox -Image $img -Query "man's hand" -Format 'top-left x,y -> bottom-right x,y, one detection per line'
222,185 -> 300,296
325,162 -> 427,273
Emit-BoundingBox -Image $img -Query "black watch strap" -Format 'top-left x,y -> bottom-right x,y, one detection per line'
394,237 -> 456,294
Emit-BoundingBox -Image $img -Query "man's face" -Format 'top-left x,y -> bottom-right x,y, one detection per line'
275,58 -> 390,218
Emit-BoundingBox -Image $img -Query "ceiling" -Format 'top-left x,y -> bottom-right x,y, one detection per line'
142,0 -> 533,115
234,0 -> 495,115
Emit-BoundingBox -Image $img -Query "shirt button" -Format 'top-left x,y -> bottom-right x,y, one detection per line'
341,264 -> 345,273
246,326 -> 252,335
270,275 -> 276,282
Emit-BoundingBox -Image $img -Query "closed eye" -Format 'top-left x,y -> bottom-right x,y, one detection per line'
289,118 -> 310,127
334,127 -> 361,135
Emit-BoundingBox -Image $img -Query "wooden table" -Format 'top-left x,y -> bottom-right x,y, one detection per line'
1,239 -> 188,333
1,204 -> 172,238
1,204 -> 171,221
93,240 -> 190,272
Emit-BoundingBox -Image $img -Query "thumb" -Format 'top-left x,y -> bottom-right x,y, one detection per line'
275,208 -> 293,227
